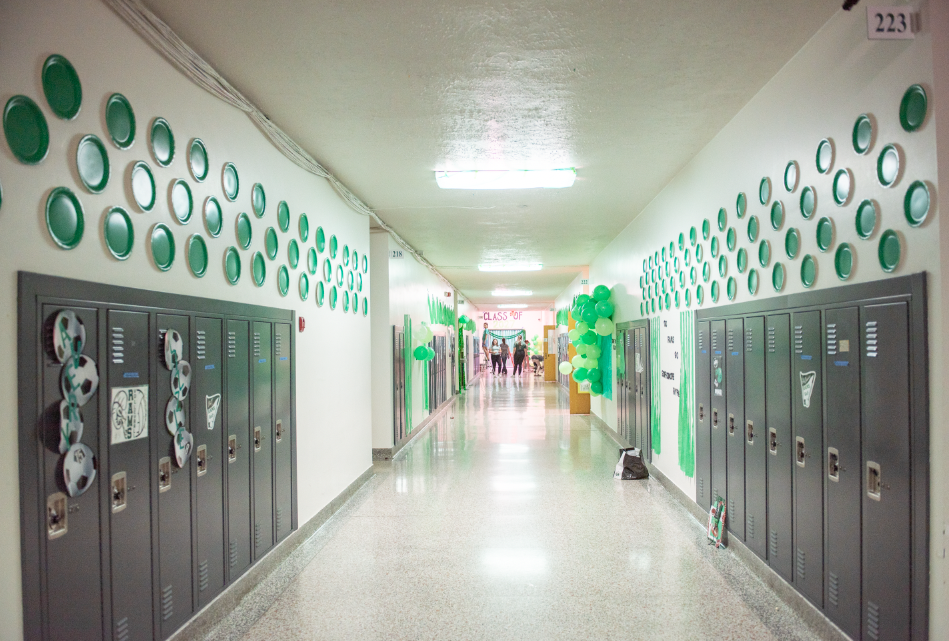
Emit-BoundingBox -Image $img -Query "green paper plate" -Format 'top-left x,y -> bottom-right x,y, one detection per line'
772,263 -> 785,292
347,270 -> 354,291
677,233 -> 684,250
878,230 -> 901,272
149,118 -> 174,167
736,192 -> 747,219
816,217 -> 834,252
170,179 -> 193,223
669,241 -> 675,256
330,235 -> 338,258
277,200 -> 290,232
663,293 -> 670,310
800,186 -> 816,219
726,277 -> 737,301
816,138 -> 833,174
343,245 -> 351,266
46,187 -> 84,249
833,169 -> 852,205
759,240 -> 771,268
358,272 -> 364,292
747,216 -> 759,242
252,182 -> 265,217
187,234 -> 208,278
329,286 -> 338,310
648,256 -> 653,269
903,180 -> 930,227
189,138 -> 209,182
717,208 -> 726,232
288,239 -> 300,268
710,236 -> 719,258
684,248 -> 691,266
695,244 -> 703,263
299,214 -> 309,242
315,227 -> 326,252
877,144 -> 900,187
4,95 -> 49,164
316,281 -> 325,307
726,227 -> 736,252
701,219 -> 711,241
223,163 -> 239,201
344,290 -> 351,312
150,223 -> 175,272
299,272 -> 309,301
801,254 -> 817,288
236,211 -> 252,248
684,288 -> 691,308
277,265 -> 290,296
639,303 -> 645,316
307,247 -> 318,274
710,281 -> 720,303
718,255 -> 727,277
103,206 -> 133,260
130,161 -> 155,211
785,228 -> 800,259
252,251 -> 266,287
204,196 -> 223,237
265,227 -> 278,259
224,246 -> 241,284
696,285 -> 704,306
759,177 -> 771,205
770,201 -> 784,230
856,199 -> 877,239
336,264 -> 344,287
323,257 -> 332,282
835,243 -> 854,280
76,134 -> 109,193
689,226 -> 697,246
661,246 -> 667,262
353,293 -> 360,314
674,256 -> 680,272
106,93 -> 135,150
353,250 -> 359,269
674,291 -> 680,308
690,266 -> 697,285
748,269 -> 759,295
784,161 -> 798,192
42,55 -> 82,120
702,262 -> 711,283
899,84 -> 927,132
853,114 -> 872,154
737,248 -> 748,273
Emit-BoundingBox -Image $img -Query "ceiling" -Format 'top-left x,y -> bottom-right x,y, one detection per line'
143,0 -> 839,307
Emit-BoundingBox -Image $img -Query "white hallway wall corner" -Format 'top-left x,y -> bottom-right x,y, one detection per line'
0,0 -> 372,635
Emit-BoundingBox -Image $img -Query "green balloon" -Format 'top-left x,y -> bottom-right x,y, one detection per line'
558,361 -> 573,375
414,345 -> 427,360
576,343 -> 588,356
590,381 -> 604,394
584,357 -> 599,370
568,328 -> 580,342
581,331 -> 598,345
571,354 -> 584,369
581,307 -> 598,325
587,345 -> 601,359
427,346 -> 436,360
595,300 -> 614,317
593,284 -> 611,301
573,367 -> 588,382
595,317 -> 614,336
576,294 -> 591,306
587,368 -> 601,382
571,306 -> 583,322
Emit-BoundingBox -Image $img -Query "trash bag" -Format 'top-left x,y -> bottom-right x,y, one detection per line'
614,447 -> 649,480
707,496 -> 727,548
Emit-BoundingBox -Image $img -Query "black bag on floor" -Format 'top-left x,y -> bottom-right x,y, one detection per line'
614,447 -> 649,480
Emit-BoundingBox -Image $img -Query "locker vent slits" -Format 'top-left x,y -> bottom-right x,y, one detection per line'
769,530 -> 778,558
227,331 -> 237,359
115,617 -> 129,641
697,478 -> 703,499
199,559 -> 209,592
698,331 -> 704,350
727,329 -> 734,352
254,332 -> 261,358
796,548 -> 806,581
866,321 -> 878,358
276,507 -> 283,533
745,327 -> 753,352
711,331 -> 718,350
111,327 -> 125,364
255,522 -> 261,549
867,600 -> 880,640
197,330 -> 206,360
747,513 -> 755,539
826,323 -> 838,355
794,325 -> 804,354
767,327 -> 776,353
161,584 -> 174,621
828,572 -> 839,607
276,332 -> 283,357
229,540 -> 237,568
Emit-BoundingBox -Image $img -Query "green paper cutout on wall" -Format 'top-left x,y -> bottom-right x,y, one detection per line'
800,186 -> 815,219
816,217 -> 834,252
833,169 -> 852,205
104,206 -> 133,260
717,208 -> 726,232
316,226 -> 326,252
330,234 -> 338,258
323,257 -> 331,282
784,161 -> 798,192
224,246 -> 241,284
329,285 -> 338,310
4,95 -> 50,165
736,193 -> 746,219
801,254 -> 817,288
785,228 -> 800,260
748,268 -> 759,295
759,177 -> 771,205
150,118 -> 175,167
46,187 -> 84,249
737,248 -> 747,274
678,233 -> 684,250
759,240 -> 771,268
718,255 -> 727,278
299,214 -> 309,242
76,134 -> 110,193
690,226 -> 697,246
42,54 -> 82,120
106,93 -> 135,150
770,201 -> 784,230
772,262 -> 785,292
710,281 -> 719,303
288,239 -> 300,269
702,219 -> 710,240
877,145 -> 900,187
343,245 -> 351,266
307,247 -> 318,275
726,227 -> 736,252
300,272 -> 309,301
726,277 -> 737,301
710,236 -> 719,258
315,280 -> 325,307
695,285 -> 704,306
856,199 -> 877,239
747,216 -> 759,243
187,234 -> 208,278
150,223 -> 175,272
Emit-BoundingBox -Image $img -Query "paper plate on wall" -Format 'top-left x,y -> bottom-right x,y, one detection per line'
674,291 -> 680,309
103,206 -> 133,260
343,290 -> 351,312
785,228 -> 800,259
689,266 -> 697,285
684,288 -> 692,308
315,280 -> 325,307
316,227 -> 326,252
878,230 -> 901,272
252,182 -> 265,217
252,251 -> 266,287
759,240 -> 771,267
799,186 -> 816,219
759,177 -> 771,205
770,201 -> 784,230
903,180 -> 930,227
718,255 -> 727,278
702,219 -> 710,240
684,248 -> 691,266
4,95 -> 50,164
130,161 -> 156,211
710,236 -> 719,258
726,277 -> 737,301
329,285 -> 338,310
76,134 -> 109,193
222,163 -> 239,201
784,161 -> 798,192
899,84 -> 927,132
710,281 -> 720,303
57,399 -> 83,453
361,255 -> 367,272
165,397 -> 186,436
736,193 -> 746,219
800,254 -> 817,288
46,187 -> 85,249
61,353 -> 98,405
288,239 -> 300,268
726,227 -> 737,252
347,270 -> 354,291
772,263 -> 785,292
747,269 -> 759,295
816,217 -> 835,252
677,233 -> 684,250
343,244 -> 351,266
299,272 -> 309,301
852,114 -> 873,154
224,246 -> 241,284
856,199 -> 877,239
299,214 -> 309,242
835,243 -> 854,280
189,138 -> 209,182
188,234 -> 208,278
816,138 -> 833,174
353,250 -> 359,269
661,246 -> 667,262
277,265 -> 290,296
736,248 -> 748,273
106,93 -> 135,150
170,179 -> 193,223
747,216 -> 759,242
833,169 -> 852,205
323,258 -> 332,282
277,200 -> 290,232
336,264 -> 344,287
695,285 -> 704,306
702,262 -> 711,283
307,247 -> 318,274
236,211 -> 252,248
150,223 -> 175,272
204,196 -> 223,237
717,208 -> 726,232
876,144 -> 900,187
689,226 -> 697,246
42,54 -> 82,120
265,227 -> 278,259
330,235 -> 338,258
149,118 -> 175,167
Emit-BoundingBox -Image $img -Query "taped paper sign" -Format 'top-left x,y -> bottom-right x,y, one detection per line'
635,352 -> 644,374
110,385 -> 149,444
800,371 -> 816,409
206,394 -> 222,430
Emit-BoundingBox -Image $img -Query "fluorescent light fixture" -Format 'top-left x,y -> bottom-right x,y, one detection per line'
498,304 -> 528,309
479,262 -> 543,272
491,289 -> 532,297
435,168 -> 576,190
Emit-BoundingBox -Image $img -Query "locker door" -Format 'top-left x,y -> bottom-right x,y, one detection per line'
791,310 -> 823,606
744,316 -> 768,560
618,330 -> 627,442
273,323 -> 293,542
823,307 -> 861,638
766,314 -> 793,581
194,317 -> 225,607
155,314 -> 194,636
252,322 -> 274,559
631,329 -> 640,448
695,321 -> 711,510
709,320 -> 727,510
640,326 -> 651,458
725,318 -> 745,541
106,309 -> 153,640
225,320 -> 251,579
40,305 -> 104,639
861,302 -> 911,640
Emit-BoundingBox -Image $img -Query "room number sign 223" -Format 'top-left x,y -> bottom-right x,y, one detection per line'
866,6 -> 916,40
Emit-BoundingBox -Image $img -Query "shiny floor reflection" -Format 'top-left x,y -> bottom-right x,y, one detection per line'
223,375 -> 823,641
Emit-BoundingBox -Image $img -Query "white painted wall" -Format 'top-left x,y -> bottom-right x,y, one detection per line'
0,0 -> 372,636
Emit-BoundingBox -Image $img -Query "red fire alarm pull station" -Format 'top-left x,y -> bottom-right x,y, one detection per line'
298,317 -> 305,332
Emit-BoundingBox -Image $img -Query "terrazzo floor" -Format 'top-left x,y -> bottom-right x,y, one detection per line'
204,373 -> 825,641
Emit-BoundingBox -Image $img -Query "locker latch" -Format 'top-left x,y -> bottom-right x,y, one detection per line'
698,403 -> 704,422
158,457 -> 172,492
111,472 -> 127,513
795,437 -> 807,467
254,426 -> 262,452
728,413 -> 735,435
197,445 -> 208,477
769,428 -> 778,454
712,409 -> 719,428
828,448 -> 840,482
276,419 -> 283,443
47,492 -> 67,540
228,435 -> 237,462
746,420 -> 754,444
867,461 -> 882,501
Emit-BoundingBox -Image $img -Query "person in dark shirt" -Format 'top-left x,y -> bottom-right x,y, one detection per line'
512,335 -> 527,375
499,339 -> 510,375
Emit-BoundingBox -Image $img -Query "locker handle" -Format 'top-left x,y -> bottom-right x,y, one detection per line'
795,437 -> 806,467
158,457 -> 172,492
111,472 -> 127,513
867,461 -> 882,501
254,426 -> 262,452
746,420 -> 754,444
828,448 -> 840,482
276,419 -> 283,443
47,492 -> 67,540
228,435 -> 237,462
698,403 -> 704,422
197,445 -> 208,477
712,409 -> 719,428
769,428 -> 778,454
728,413 -> 735,436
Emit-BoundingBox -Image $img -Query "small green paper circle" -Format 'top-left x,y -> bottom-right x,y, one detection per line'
170,179 -> 193,223
103,206 -> 133,260
42,54 -> 82,120
223,163 -> 239,201
726,227 -> 736,252
677,233 -> 684,250
684,248 -> 691,266
288,239 -> 300,268
323,258 -> 332,282
204,196 -> 223,237
662,246 -> 667,262
877,145 -> 900,187
853,114 -> 872,154
799,186 -> 816,219
76,134 -> 110,193
316,281 -> 325,307
277,265 -> 290,296
689,227 -> 697,246
46,187 -> 85,250
736,193 -> 747,219
702,219 -> 710,240
150,223 -> 175,272
336,264 -> 344,287
236,212 -> 252,249
224,247 -> 241,284
189,138 -> 209,182
316,226 -> 326,252
4,95 -> 50,164
685,288 -> 692,308
770,201 -> 784,231
329,286 -> 338,310
748,269 -> 759,295
330,235 -> 338,258
772,263 -> 785,292
903,180 -> 930,227
695,244 -> 704,263
726,277 -> 737,301
835,243 -> 854,281
265,227 -> 278,260
710,281 -> 720,303
759,240 -> 771,268
747,216 -> 759,242
277,201 -> 290,232
150,118 -> 175,167
717,208 -> 726,232
702,262 -> 711,283
252,183 -> 266,217
187,234 -> 208,278
695,285 -> 704,306
833,169 -> 852,205
737,248 -> 748,274
690,266 -> 697,285
710,236 -> 720,258
801,254 -> 817,288
784,161 -> 798,192
878,230 -> 901,273
252,251 -> 266,287
759,177 -> 771,205
358,272 -> 363,292
856,199 -> 877,239
816,217 -> 834,253
300,272 -> 309,301
899,84 -> 927,132
718,255 -> 727,277
307,247 -> 318,275
130,161 -> 156,211
344,290 -> 351,313
816,138 -> 833,174
344,245 -> 351,266
785,228 -> 800,259
347,270 -> 354,291
105,93 -> 135,150
299,214 -> 309,242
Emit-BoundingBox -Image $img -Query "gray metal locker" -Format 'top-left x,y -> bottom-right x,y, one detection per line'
155,314 -> 194,636
252,322 -> 274,559
225,320 -> 252,579
725,318 -> 745,541
822,307 -> 861,638
709,320 -> 727,511
766,313 -> 793,581
634,328 -> 645,452
618,330 -> 628,442
273,323 -> 293,542
861,302 -> 911,640
107,309 -> 154,641
695,321 -> 711,510
791,310 -> 823,606
743,316 -> 768,560
194,317 -> 225,607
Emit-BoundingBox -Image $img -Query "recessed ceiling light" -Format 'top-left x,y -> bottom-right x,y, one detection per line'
491,289 -> 532,296
478,263 -> 543,272
435,169 -> 576,190
498,304 -> 528,309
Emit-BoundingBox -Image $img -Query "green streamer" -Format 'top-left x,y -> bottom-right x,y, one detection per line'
678,311 -> 695,476
650,317 -> 662,454
458,332 -> 466,391
598,334 -> 613,400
